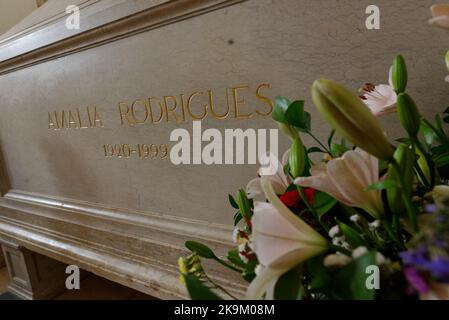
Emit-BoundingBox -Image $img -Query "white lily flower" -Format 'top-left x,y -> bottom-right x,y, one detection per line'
359,68 -> 397,116
429,4 -> 449,30
246,150 -> 291,200
294,148 -> 384,219
246,176 -> 328,299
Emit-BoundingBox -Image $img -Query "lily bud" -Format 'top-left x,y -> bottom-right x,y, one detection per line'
311,79 -> 393,160
387,144 -> 414,213
289,137 -> 306,178
277,122 -> 299,141
391,55 -> 408,94
397,93 -> 421,138
237,189 -> 251,220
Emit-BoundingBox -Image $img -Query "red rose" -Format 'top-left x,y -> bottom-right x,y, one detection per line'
304,188 -> 316,206
280,190 -> 301,208
280,188 -> 316,209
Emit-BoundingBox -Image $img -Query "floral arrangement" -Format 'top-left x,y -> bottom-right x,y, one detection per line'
178,5 -> 449,300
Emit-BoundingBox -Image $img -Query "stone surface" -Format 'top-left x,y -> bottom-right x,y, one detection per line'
0,0 -> 447,299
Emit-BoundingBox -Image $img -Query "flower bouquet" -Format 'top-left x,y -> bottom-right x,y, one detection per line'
178,7 -> 449,299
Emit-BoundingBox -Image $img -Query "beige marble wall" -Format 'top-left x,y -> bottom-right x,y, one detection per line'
0,0 -> 37,35
0,0 -> 448,299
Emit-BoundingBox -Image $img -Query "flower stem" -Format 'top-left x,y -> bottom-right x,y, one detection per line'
215,258 -> 243,273
390,159 -> 419,233
330,244 -> 352,256
297,186 -> 329,233
307,131 -> 331,154
205,274 -> 238,300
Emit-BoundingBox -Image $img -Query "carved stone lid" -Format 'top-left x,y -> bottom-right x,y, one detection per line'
0,0 -> 232,75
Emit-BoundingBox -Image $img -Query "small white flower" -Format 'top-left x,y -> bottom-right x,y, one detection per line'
350,214 -> 360,223
341,241 -> 351,250
238,242 -> 247,253
324,254 -> 352,268
232,227 -> 241,243
369,220 -> 381,230
352,246 -> 368,258
328,225 -> 340,238
332,236 -> 344,246
376,252 -> 389,265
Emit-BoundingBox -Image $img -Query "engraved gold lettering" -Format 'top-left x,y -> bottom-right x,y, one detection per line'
68,110 -> 79,129
118,102 -> 133,126
77,108 -> 89,128
255,83 -> 273,116
187,92 -> 207,120
209,89 -> 230,120
232,85 -> 252,119
163,96 -> 179,123
92,106 -> 104,127
55,110 -> 67,129
148,97 -> 164,124
131,99 -> 149,124
48,112 -> 57,130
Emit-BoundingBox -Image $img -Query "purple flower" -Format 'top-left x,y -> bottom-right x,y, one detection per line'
424,259 -> 449,281
404,267 -> 429,294
400,246 -> 429,266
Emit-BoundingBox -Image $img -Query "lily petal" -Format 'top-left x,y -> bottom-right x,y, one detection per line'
245,267 -> 285,300
429,16 -> 449,29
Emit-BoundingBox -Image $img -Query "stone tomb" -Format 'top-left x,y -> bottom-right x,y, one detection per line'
0,0 -> 447,299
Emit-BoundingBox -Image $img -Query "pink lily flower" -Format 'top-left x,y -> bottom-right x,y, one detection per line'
246,176 -> 328,299
294,148 -> 384,219
429,4 -> 449,29
359,68 -> 397,116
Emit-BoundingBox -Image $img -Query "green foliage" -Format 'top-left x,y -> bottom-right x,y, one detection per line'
339,222 -> 365,247
330,252 -> 377,300
185,241 -> 217,259
397,93 -> 421,138
274,268 -> 302,300
272,97 -> 311,132
183,274 -> 222,300
392,55 -> 408,94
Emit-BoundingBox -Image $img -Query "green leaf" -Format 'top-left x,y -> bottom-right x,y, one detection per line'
327,129 -> 336,148
185,241 -> 217,259
339,222 -> 365,247
365,179 -> 398,191
183,274 -> 222,300
396,138 -> 411,144
308,147 -> 324,154
444,106 -> 449,114
228,194 -> 239,209
282,100 -> 311,132
420,120 -> 437,145
305,255 -> 331,291
331,143 -> 348,157
444,116 -> 449,124
274,268 -> 301,300
272,96 -> 291,123
331,252 -> 377,300
436,114 -> 444,132
233,211 -> 242,226
227,250 -> 246,268
313,191 -> 337,217
433,152 -> 449,167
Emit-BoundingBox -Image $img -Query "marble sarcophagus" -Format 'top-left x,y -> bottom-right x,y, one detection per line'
0,0 -> 446,299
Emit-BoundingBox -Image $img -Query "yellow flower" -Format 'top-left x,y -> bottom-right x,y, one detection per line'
311,79 -> 393,160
